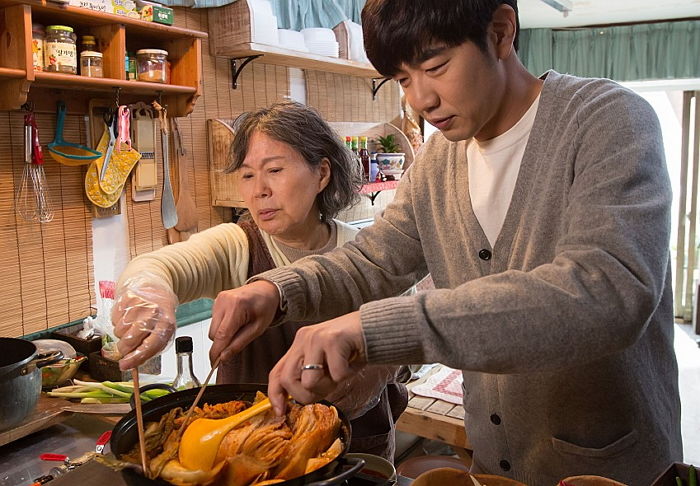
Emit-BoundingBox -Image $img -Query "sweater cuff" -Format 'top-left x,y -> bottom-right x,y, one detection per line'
360,296 -> 423,364
251,267 -> 310,321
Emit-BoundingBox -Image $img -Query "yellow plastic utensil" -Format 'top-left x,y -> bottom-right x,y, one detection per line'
178,397 -> 272,471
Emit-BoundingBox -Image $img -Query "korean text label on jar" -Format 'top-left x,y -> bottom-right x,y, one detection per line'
32,23 -> 44,72
44,25 -> 77,74
80,51 -> 103,78
136,48 -> 168,83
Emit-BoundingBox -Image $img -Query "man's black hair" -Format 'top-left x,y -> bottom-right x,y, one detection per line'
362,0 -> 519,78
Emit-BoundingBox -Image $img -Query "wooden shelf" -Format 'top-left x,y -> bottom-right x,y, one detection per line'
34,72 -> 197,95
0,67 -> 27,79
225,42 -> 379,78
0,0 -> 204,116
0,0 -> 207,39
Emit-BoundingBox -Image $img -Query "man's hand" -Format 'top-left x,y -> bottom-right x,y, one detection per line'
267,311 -> 366,416
208,280 -> 281,364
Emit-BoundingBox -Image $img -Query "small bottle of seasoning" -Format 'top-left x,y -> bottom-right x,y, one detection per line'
79,34 -> 97,53
80,51 -> 103,78
136,48 -> 168,83
127,52 -> 138,80
31,23 -> 44,72
44,25 -> 77,74
172,336 -> 201,390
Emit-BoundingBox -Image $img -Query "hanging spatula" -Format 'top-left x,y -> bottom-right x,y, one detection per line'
153,101 -> 178,229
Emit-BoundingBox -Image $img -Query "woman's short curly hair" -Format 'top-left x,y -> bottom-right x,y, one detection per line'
225,102 -> 363,222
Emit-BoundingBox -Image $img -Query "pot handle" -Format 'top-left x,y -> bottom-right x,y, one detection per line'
33,351 -> 63,368
305,457 -> 365,486
129,383 -> 178,409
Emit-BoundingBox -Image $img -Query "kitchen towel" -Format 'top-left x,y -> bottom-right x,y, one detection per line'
410,365 -> 464,405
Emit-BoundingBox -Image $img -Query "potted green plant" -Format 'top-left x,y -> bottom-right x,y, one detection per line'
375,134 -> 405,179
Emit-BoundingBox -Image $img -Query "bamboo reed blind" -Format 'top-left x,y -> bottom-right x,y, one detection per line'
0,7 -> 400,338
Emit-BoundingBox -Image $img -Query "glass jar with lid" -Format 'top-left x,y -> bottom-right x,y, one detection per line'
44,25 -> 77,74
31,23 -> 44,72
80,51 -> 103,78
80,35 -> 97,54
136,49 -> 168,83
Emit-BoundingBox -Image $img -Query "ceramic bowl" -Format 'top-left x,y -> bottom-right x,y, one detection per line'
376,152 -> 405,172
559,475 -> 628,486
412,467 -> 528,486
345,453 -> 397,484
41,355 -> 87,388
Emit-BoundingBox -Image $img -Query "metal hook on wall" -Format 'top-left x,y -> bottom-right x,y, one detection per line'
20,101 -> 35,112
114,87 -> 121,107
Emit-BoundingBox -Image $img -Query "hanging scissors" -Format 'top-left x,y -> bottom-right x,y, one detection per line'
100,108 -> 117,181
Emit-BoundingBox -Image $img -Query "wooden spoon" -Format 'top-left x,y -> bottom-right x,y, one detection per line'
171,118 -> 197,238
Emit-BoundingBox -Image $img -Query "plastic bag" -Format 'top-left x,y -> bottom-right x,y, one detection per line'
326,365 -> 402,420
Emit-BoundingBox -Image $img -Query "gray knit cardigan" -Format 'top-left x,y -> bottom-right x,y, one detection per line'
261,71 -> 682,486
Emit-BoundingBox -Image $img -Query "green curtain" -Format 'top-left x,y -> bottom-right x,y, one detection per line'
520,20 -> 700,81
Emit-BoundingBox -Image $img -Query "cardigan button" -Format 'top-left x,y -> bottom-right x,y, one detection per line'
478,249 -> 492,261
490,414 -> 501,425
500,460 -> 511,471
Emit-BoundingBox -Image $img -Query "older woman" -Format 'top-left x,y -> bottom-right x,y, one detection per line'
111,101 -> 408,459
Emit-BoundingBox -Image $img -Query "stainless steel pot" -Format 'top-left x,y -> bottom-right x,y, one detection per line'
0,337 -> 62,430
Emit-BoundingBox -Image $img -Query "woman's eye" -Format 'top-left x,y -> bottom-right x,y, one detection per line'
241,173 -> 253,180
269,168 -> 282,174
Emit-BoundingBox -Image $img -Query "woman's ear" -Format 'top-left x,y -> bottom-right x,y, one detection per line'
318,157 -> 331,193
490,4 -> 517,61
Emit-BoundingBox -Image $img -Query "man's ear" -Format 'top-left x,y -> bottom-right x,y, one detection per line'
490,4 -> 517,60
318,157 -> 331,193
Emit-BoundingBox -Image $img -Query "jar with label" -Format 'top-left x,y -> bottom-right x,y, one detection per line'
136,49 -> 168,83
80,35 -> 96,53
125,52 -> 137,80
44,25 -> 77,74
80,51 -> 103,78
31,23 -> 44,72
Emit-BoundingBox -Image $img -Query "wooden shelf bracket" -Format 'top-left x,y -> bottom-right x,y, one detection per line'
230,55 -> 262,89
372,77 -> 391,100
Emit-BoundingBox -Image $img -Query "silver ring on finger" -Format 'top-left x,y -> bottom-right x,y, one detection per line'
300,363 -> 325,371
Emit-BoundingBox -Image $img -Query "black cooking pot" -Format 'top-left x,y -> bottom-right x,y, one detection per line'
111,383 -> 365,486
0,337 -> 62,430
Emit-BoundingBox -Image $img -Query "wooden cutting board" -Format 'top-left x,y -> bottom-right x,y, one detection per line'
0,395 -> 129,447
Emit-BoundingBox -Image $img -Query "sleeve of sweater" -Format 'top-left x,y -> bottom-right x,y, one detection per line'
256,168 -> 430,324
365,82 -> 674,370
261,82 -> 673,371
117,223 -> 250,302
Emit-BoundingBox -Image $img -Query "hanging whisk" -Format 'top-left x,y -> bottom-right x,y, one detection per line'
15,111 -> 54,223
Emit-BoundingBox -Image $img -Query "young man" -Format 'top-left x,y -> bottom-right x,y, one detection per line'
211,1 -> 683,484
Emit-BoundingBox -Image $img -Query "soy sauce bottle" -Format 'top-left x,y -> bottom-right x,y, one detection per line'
172,336 -> 201,389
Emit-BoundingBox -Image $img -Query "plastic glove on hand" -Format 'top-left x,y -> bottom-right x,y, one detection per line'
112,277 -> 178,370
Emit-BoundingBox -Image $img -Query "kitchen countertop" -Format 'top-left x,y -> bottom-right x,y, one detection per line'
0,412 -> 115,486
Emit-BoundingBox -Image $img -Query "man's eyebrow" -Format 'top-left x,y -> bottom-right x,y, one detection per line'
413,46 -> 449,65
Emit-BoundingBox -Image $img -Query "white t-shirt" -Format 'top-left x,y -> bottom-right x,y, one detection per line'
467,95 -> 541,247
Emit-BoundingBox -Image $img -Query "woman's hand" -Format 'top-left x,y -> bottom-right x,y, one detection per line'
112,277 -> 178,371
208,280 -> 281,364
267,311 -> 367,416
